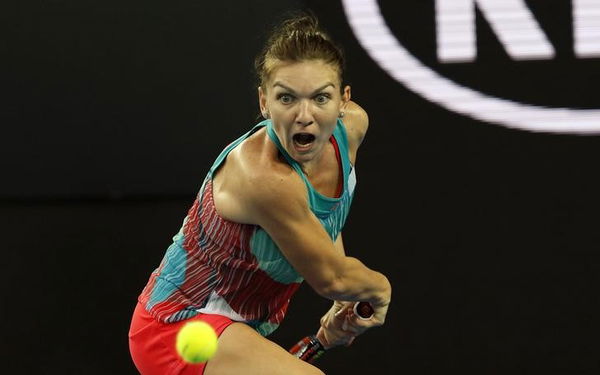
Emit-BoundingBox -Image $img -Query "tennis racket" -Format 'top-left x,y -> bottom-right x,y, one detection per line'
288,302 -> 374,363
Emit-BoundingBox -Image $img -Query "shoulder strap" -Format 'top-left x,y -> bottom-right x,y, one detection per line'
208,121 -> 267,177
265,121 -> 311,185
265,119 -> 352,196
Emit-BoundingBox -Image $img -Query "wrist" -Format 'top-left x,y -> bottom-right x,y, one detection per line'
371,274 -> 391,308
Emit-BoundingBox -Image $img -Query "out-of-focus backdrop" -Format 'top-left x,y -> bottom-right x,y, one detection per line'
2,1 -> 599,374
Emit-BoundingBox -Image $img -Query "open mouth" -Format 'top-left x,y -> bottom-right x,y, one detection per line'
293,133 -> 316,148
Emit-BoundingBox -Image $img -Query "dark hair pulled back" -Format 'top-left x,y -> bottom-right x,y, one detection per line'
255,12 -> 345,89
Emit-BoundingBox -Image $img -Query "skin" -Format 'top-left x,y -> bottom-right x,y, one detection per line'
205,59 -> 391,375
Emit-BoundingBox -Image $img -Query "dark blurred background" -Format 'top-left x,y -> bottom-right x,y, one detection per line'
2,1 -> 599,374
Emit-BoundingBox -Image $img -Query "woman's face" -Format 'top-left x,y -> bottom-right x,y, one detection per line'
259,59 -> 350,166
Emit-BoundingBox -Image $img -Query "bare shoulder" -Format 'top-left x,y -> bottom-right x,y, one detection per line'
341,101 -> 369,162
344,101 -> 369,131
246,165 -> 309,224
212,128 -> 308,225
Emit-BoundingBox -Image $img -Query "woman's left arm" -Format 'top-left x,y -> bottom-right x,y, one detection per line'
341,100 -> 369,164
316,233 -> 362,348
316,101 -> 374,348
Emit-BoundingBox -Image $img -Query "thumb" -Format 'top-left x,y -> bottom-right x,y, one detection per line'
344,336 -> 356,347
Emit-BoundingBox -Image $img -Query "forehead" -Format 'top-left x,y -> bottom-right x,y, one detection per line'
267,60 -> 340,90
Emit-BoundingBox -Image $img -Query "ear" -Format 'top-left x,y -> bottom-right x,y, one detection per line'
340,85 -> 351,111
258,86 -> 268,114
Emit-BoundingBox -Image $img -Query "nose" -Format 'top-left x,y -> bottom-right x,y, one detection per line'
295,100 -> 314,126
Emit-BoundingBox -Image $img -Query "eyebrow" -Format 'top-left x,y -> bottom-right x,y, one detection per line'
272,82 -> 336,96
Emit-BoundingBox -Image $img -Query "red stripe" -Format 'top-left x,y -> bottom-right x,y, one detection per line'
329,135 -> 343,198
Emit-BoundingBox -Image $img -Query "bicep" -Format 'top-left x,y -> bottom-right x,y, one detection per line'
333,232 -> 345,256
249,179 -> 345,293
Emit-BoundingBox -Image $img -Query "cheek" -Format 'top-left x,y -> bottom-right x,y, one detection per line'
318,106 -> 341,122
318,113 -> 339,133
270,108 -> 294,122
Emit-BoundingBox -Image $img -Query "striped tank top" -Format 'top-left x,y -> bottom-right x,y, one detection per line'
138,119 -> 357,336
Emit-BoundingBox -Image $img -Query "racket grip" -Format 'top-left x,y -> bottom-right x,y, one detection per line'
290,302 -> 373,363
353,301 -> 374,320
289,335 -> 325,363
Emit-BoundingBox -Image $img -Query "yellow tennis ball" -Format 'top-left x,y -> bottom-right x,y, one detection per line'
175,321 -> 218,364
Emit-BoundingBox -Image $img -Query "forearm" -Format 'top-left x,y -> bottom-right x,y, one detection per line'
317,256 -> 391,309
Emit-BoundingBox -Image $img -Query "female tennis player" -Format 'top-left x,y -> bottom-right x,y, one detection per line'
128,12 -> 392,375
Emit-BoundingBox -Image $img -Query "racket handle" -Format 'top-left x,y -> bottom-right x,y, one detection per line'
290,302 -> 374,363
289,335 -> 325,363
353,301 -> 374,320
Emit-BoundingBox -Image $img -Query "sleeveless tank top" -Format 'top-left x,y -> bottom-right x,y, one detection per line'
138,119 -> 357,336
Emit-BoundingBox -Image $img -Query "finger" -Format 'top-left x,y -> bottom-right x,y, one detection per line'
350,311 -> 381,326
334,303 -> 352,318
343,317 -> 374,334
340,316 -> 365,334
344,336 -> 356,347
332,300 -> 347,314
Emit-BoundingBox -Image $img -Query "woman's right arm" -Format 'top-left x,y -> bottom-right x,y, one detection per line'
242,169 -> 391,318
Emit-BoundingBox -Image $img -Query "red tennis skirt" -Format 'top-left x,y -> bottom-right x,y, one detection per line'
128,302 -> 234,375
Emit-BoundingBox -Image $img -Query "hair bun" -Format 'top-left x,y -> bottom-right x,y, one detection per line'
255,12 -> 345,88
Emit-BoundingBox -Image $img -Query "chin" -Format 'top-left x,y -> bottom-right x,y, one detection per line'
290,149 -> 315,164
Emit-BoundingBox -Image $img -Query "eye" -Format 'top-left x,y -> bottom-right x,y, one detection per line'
277,94 -> 295,104
314,93 -> 331,104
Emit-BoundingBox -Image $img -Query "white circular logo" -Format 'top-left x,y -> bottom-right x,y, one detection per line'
342,0 -> 600,135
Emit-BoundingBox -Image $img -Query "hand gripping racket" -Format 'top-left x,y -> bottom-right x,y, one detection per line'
288,302 -> 374,363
